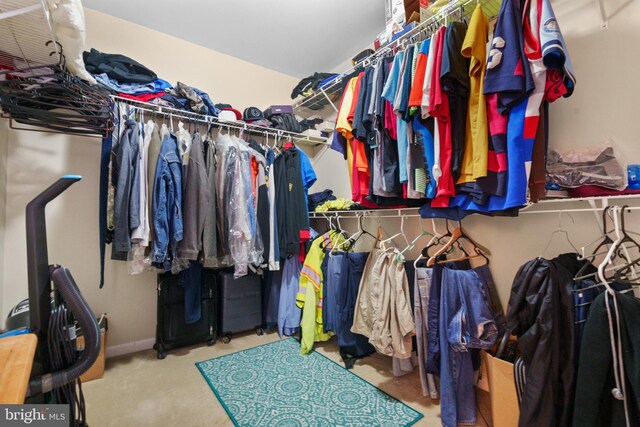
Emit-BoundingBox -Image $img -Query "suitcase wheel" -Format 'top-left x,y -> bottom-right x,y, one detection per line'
256,327 -> 264,336
207,338 -> 216,346
156,343 -> 167,360
221,334 -> 231,344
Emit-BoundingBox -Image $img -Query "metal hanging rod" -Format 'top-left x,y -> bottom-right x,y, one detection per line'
293,0 -> 502,110
308,195 -> 640,220
308,208 -> 420,219
111,95 -> 329,146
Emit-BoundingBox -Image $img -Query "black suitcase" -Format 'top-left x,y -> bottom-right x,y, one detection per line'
155,269 -> 217,359
217,270 -> 264,343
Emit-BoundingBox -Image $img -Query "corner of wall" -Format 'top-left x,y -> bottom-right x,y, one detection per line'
0,118 -> 8,322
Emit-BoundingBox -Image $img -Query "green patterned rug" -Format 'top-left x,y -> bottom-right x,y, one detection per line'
196,338 -> 423,427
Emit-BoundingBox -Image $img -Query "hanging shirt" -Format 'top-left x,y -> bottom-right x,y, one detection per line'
441,21 -> 470,183
540,0 -> 576,99
413,115 -> 437,198
429,27 -> 455,208
347,74 -> 364,198
397,46 -> 416,184
484,0 -> 535,113
333,77 -> 359,182
421,35 -> 441,188
409,39 -> 431,109
459,5 -> 490,184
331,77 -> 359,158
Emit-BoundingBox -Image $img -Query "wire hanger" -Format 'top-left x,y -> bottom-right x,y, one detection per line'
539,211 -> 579,259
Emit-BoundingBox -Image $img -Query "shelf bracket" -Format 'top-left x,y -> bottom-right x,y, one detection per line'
588,198 -> 604,231
319,87 -> 339,113
598,0 -> 609,29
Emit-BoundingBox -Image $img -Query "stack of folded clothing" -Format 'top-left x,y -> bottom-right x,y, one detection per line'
83,48 -> 171,102
84,48 -> 220,116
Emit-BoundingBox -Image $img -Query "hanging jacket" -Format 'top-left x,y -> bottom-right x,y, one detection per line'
113,119 -> 141,258
298,231 -> 347,354
275,148 -> 309,257
266,148 -> 280,270
573,291 -> 640,427
249,140 -> 270,268
202,137 -> 218,268
506,254 -> 589,427
351,248 -> 415,359
215,134 -> 232,263
178,132 -> 208,261
152,133 -> 183,269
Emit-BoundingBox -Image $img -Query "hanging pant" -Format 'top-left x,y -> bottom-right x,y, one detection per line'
439,264 -> 499,427
415,267 -> 439,399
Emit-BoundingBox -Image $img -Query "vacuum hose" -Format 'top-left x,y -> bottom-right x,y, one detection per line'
26,267 -> 101,396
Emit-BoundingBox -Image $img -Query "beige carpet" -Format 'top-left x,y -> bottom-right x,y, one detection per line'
82,332 -> 491,427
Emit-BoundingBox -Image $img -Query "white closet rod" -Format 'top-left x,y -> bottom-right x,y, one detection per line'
309,202 -> 640,219
111,95 -> 328,145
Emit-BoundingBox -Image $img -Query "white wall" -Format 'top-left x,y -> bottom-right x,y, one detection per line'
2,0 -> 640,352
0,8 -> 298,352
310,0 -> 640,308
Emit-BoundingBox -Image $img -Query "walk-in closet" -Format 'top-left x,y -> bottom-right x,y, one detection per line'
1,0 -> 639,426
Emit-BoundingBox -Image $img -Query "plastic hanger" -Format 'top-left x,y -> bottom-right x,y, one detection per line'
413,219 -> 442,267
398,218 -> 434,262
427,225 -> 491,267
379,215 -> 408,247
330,216 -> 356,255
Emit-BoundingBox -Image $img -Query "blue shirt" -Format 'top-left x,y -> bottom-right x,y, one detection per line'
381,51 -> 405,103
413,115 -> 437,198
483,0 -> 534,114
540,0 -> 576,97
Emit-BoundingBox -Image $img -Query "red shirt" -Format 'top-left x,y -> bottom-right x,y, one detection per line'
428,27 -> 455,208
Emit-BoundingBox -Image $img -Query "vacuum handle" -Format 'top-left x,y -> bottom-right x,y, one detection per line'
26,175 -> 83,365
27,266 -> 100,396
26,175 -> 82,210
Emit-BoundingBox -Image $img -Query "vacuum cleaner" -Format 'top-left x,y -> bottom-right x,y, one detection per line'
3,176 -> 101,426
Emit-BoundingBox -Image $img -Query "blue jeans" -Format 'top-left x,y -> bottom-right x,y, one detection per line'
278,257 -> 302,337
336,252 -> 370,349
264,269 -> 283,328
427,260 -> 471,375
440,264 -> 498,427
322,251 -> 344,333
179,261 -> 202,324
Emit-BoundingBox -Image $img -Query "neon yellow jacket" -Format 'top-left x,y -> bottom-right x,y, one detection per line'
297,231 -> 347,354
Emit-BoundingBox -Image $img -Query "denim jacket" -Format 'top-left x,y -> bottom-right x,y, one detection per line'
113,119 -> 141,255
152,132 -> 183,267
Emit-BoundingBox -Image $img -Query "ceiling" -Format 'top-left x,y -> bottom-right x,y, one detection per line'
82,0 -> 385,78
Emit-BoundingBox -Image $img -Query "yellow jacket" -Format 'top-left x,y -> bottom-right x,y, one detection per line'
297,231 -> 347,354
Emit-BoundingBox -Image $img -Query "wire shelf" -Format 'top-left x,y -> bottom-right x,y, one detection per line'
112,95 -> 330,148
0,0 -> 61,76
292,0 -> 503,112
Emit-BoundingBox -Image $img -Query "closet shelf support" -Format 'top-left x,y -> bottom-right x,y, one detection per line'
598,0 -> 609,29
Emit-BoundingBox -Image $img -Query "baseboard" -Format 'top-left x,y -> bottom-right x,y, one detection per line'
106,337 -> 155,359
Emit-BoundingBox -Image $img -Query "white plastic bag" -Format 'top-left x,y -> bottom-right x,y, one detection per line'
546,139 -> 627,190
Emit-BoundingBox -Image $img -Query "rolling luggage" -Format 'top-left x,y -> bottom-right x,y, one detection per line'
154,268 -> 217,359
217,270 -> 264,343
